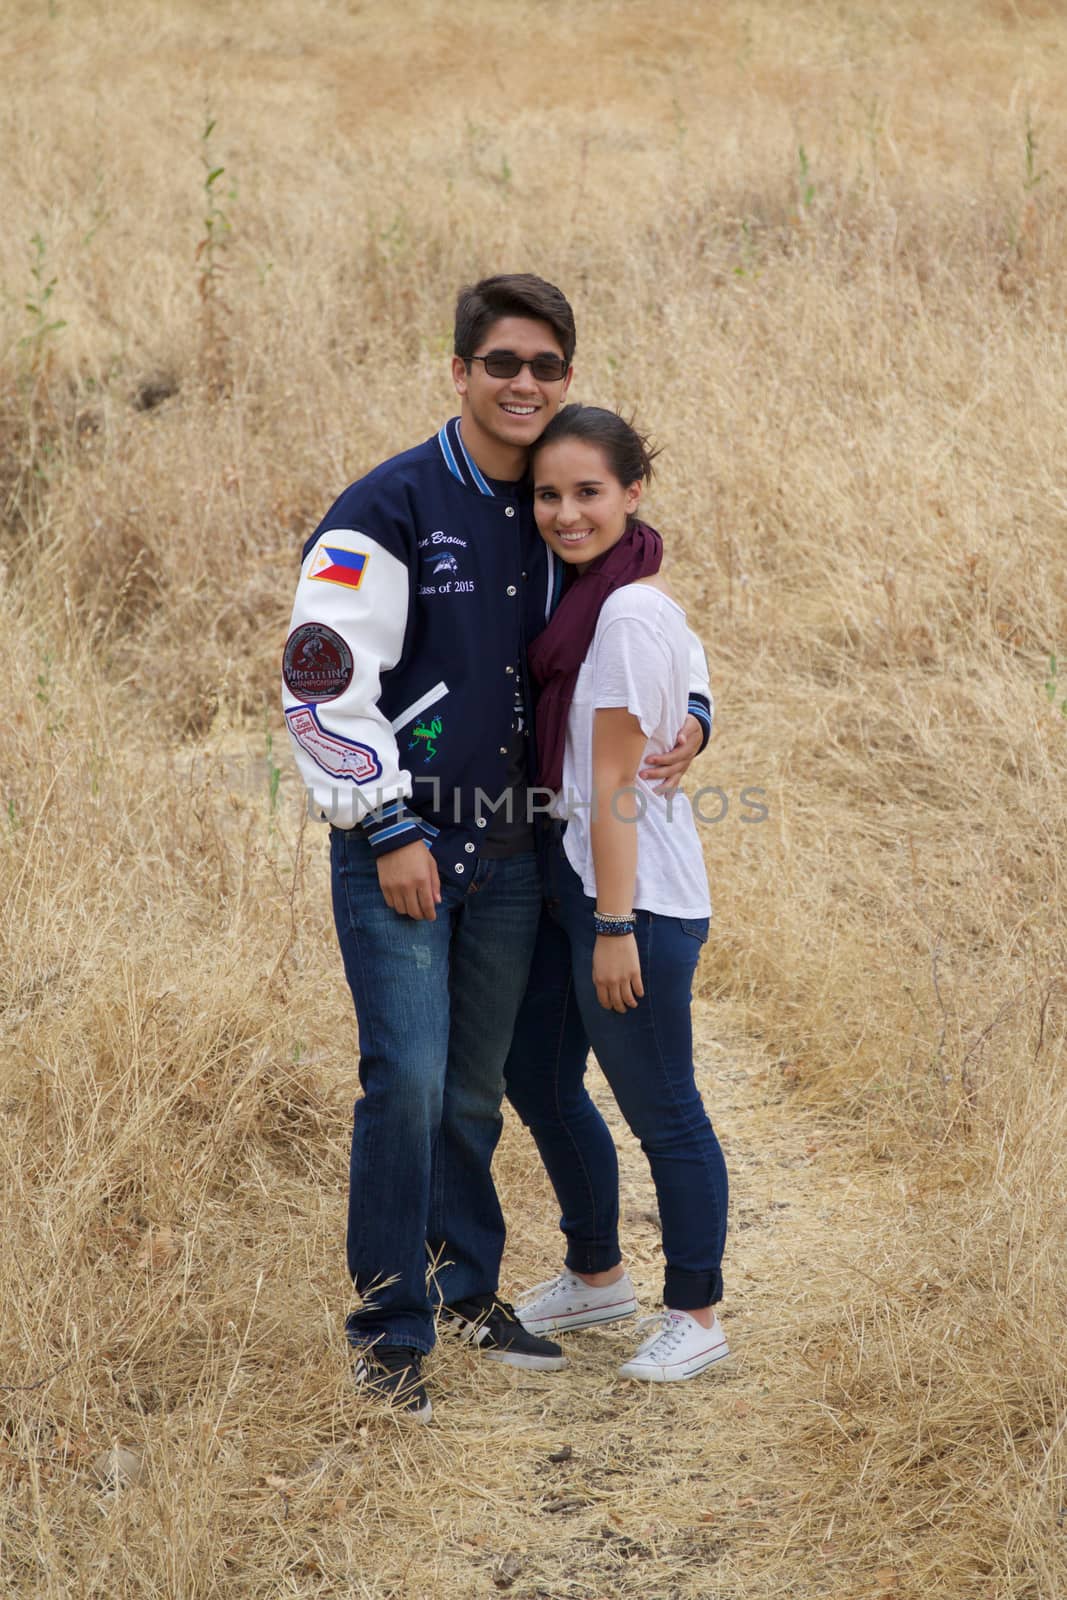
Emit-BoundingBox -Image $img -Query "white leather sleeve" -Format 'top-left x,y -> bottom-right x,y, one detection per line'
282,529 -> 411,828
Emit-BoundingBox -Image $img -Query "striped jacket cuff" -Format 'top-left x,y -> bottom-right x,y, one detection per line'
688,695 -> 712,753
361,799 -> 425,855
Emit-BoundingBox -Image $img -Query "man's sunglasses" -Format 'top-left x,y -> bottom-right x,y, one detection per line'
466,350 -> 569,382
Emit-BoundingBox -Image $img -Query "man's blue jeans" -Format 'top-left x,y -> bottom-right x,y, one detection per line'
504,833 -> 728,1310
331,827 -> 542,1354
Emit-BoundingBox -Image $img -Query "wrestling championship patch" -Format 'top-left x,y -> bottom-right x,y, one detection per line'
284,705 -> 382,783
283,622 -> 354,703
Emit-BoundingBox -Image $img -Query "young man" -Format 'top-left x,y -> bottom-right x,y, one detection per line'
282,275 -> 711,1421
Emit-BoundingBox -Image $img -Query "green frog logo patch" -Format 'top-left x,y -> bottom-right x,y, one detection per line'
408,716 -> 442,762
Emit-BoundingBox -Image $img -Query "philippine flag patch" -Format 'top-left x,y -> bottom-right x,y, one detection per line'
308,544 -> 369,591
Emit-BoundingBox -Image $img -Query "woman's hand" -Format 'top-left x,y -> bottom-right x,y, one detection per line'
593,933 -> 644,1012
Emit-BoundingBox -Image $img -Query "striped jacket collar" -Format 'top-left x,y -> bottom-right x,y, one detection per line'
437,417 -> 495,497
438,419 -> 563,624
437,415 -> 561,623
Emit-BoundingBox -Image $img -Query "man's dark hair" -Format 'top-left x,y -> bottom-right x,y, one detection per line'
454,274 -> 576,365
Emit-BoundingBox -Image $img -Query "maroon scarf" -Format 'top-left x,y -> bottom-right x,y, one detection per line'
528,519 -> 663,792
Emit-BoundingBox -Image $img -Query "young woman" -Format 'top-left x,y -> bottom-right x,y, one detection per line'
504,405 -> 729,1382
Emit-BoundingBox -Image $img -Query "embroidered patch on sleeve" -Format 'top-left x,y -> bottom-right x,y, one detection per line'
308,544 -> 369,590
282,622 -> 354,702
284,705 -> 382,783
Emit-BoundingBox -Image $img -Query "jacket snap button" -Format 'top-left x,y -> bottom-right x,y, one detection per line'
499,745 -> 507,755
504,506 -> 516,518
505,665 -> 514,675
464,842 -> 475,853
476,816 -> 487,827
455,863 -> 465,873
506,585 -> 517,596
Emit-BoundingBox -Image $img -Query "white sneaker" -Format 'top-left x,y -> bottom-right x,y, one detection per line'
618,1311 -> 730,1381
516,1269 -> 638,1335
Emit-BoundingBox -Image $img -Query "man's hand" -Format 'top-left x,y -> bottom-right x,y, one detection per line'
639,713 -> 704,793
593,933 -> 644,1013
377,840 -> 441,921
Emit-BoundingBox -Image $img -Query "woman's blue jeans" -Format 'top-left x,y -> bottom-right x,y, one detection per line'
504,834 -> 728,1309
331,827 -> 543,1354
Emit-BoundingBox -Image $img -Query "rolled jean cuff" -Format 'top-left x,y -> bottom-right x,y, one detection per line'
664,1266 -> 723,1310
564,1240 -> 622,1276
344,1313 -> 434,1358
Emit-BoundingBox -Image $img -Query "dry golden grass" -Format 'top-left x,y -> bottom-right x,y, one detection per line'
2,1 -> 1065,1595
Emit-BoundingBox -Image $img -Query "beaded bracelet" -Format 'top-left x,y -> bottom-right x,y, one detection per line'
594,911 -> 636,938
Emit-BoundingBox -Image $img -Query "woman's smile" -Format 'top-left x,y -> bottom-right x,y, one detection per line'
533,437 -> 642,571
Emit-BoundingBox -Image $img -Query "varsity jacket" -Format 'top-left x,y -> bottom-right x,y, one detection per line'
282,417 -> 712,883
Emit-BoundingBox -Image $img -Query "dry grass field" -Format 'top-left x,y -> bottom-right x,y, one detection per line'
2,0 -> 1066,1595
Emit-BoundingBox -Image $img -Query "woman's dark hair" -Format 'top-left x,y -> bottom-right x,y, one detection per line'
531,404 -> 660,487
454,274 -> 576,365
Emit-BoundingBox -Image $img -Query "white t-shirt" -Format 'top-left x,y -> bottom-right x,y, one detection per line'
554,584 -> 712,919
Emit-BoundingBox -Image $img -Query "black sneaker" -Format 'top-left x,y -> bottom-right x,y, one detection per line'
352,1344 -> 432,1422
439,1294 -> 567,1371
